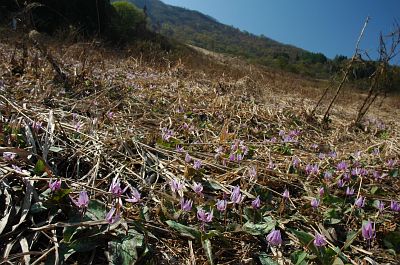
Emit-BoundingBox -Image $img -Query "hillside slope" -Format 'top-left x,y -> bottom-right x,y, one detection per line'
128,0 -> 331,77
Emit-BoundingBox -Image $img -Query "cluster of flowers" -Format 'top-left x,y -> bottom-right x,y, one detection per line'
49,176 -> 141,225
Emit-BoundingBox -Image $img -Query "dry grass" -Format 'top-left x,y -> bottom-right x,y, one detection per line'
0,29 -> 399,265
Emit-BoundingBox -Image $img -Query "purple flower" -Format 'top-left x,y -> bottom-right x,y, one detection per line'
216,199 -> 227,212
107,111 -> 114,119
161,127 -> 174,142
72,191 -> 89,209
214,146 -> 224,158
318,187 -> 325,197
251,196 -> 261,209
372,148 -> 380,156
337,179 -> 344,188
355,196 -> 365,208
311,143 -> 319,150
248,166 -> 257,179
372,171 -> 383,180
361,221 -> 375,240
236,154 -> 243,162
180,197 -> 193,212
109,176 -> 127,197
170,179 -> 184,195
318,153 -> 326,160
266,229 -> 282,246
324,171 -> 332,181
346,187 -> 355,196
74,121 -> 83,132
292,157 -> 300,169
176,145 -> 184,153
313,233 -> 327,247
192,182 -> 203,195
343,173 -> 350,181
328,151 -> 337,159
311,198 -> 320,209
336,161 -> 348,171
375,200 -> 385,212
3,152 -> 16,161
390,200 -> 400,212
197,208 -> 213,230
49,179 -> 61,192
268,160 -> 275,170
193,160 -> 202,170
305,164 -> 319,176
185,153 -> 192,163
32,121 -> 42,131
12,164 -> 22,173
229,153 -> 236,162
105,207 -> 120,224
282,189 -> 290,199
125,187 -> 141,203
387,159 -> 397,168
230,185 -> 242,204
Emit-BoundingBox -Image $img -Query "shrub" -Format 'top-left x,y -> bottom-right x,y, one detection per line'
111,1 -> 146,40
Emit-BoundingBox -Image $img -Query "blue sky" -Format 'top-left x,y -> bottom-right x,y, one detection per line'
162,0 -> 400,60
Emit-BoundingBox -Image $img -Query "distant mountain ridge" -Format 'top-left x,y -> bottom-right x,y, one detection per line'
128,0 -> 332,77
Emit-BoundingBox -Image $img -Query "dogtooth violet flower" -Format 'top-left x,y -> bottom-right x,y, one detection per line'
180,197 -> 193,212
170,178 -> 184,194
362,221 -> 375,241
390,200 -> 400,212
313,233 -> 327,247
125,187 -> 141,203
251,196 -> 261,209
230,185 -> 242,204
311,198 -> 320,209
266,229 -> 282,246
193,160 -> 202,170
109,176 -> 128,197
355,196 -> 365,208
192,182 -> 203,195
216,199 -> 227,212
197,208 -> 213,230
282,189 -> 290,199
3,152 -> 16,161
346,187 -> 355,196
72,191 -> 89,209
105,207 -> 120,224
49,179 -> 61,192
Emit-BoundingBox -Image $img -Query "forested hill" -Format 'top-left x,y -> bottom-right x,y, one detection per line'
128,0 -> 332,77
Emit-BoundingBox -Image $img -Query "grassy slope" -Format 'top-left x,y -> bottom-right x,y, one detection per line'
0,29 -> 399,264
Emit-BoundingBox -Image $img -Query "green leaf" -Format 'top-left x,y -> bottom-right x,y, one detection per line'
288,229 -> 318,255
383,231 -> 400,253
30,202 -> 48,214
204,230 -> 222,240
259,252 -> 278,265
166,220 -> 201,240
202,239 -> 214,265
370,186 -> 379,195
109,230 -> 145,265
332,257 -> 345,265
343,230 -> 358,250
389,169 -> 399,178
86,200 -> 106,221
291,250 -> 308,265
34,159 -> 46,175
50,188 -> 72,202
242,220 -> 276,236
